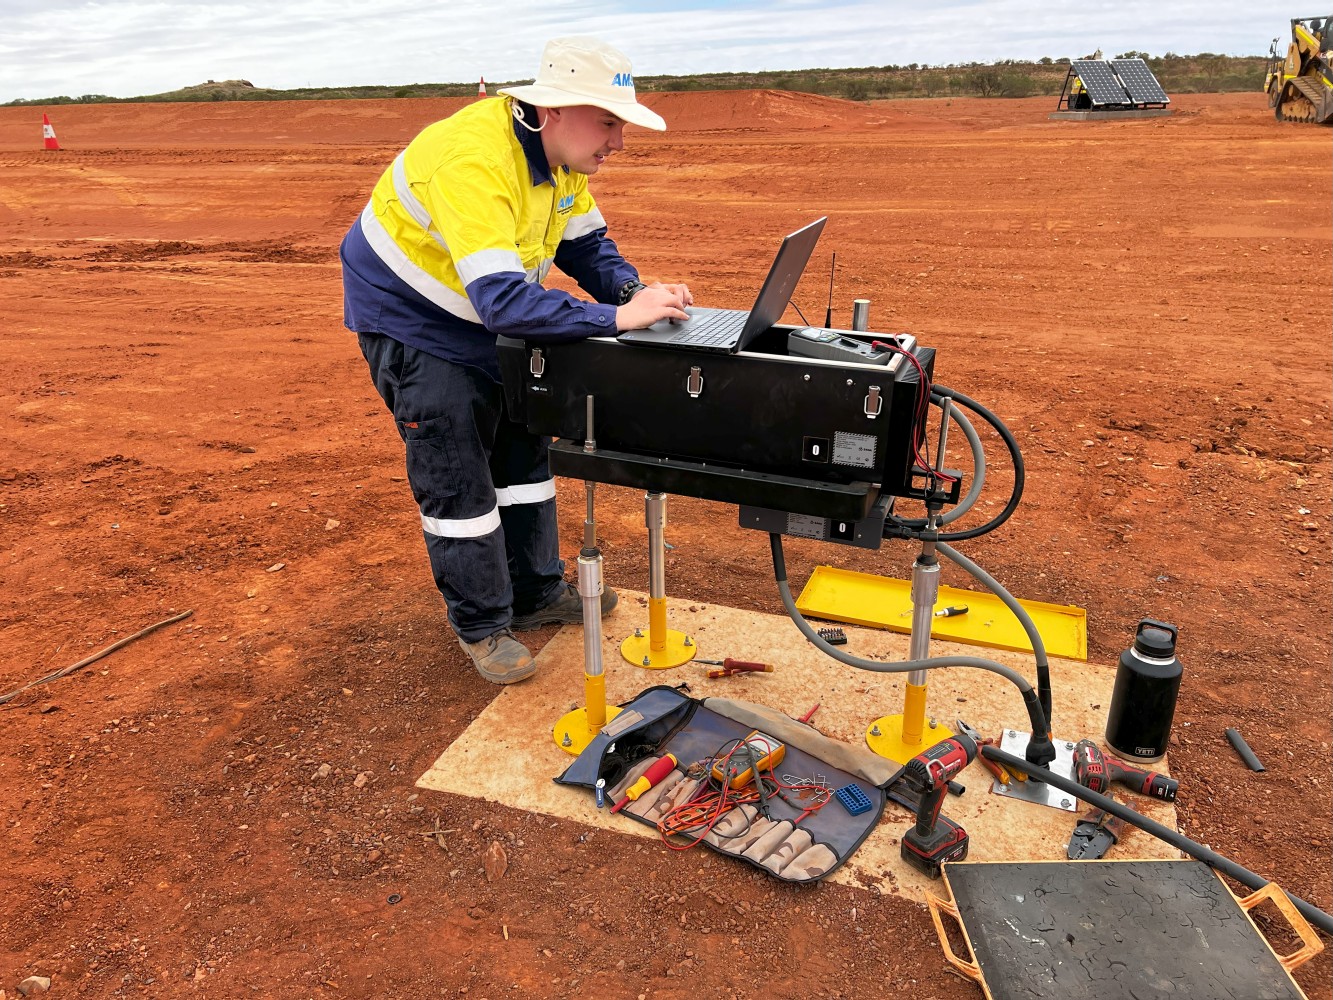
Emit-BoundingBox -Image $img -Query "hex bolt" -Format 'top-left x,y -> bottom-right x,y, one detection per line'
634,627 -> 643,638
561,732 -> 572,747
683,636 -> 693,647
642,656 -> 651,666
871,725 -> 882,737
928,717 -> 938,729
1059,798 -> 1072,808
1064,742 -> 1075,751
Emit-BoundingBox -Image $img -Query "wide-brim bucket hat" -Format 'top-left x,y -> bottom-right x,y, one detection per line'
497,36 -> 666,131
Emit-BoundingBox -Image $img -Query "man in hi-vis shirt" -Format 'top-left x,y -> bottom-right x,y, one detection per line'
341,37 -> 691,684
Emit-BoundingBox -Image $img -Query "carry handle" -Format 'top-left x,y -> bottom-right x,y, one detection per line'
1236,882 -> 1325,973
925,888 -> 983,983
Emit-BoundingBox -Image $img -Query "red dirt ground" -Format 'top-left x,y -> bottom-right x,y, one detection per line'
0,90 -> 1329,999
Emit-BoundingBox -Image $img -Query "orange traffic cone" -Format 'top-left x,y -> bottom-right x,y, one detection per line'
42,113 -> 60,151
478,76 -> 487,99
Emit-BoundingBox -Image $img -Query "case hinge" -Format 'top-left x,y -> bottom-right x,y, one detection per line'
686,366 -> 704,399
529,348 -> 545,378
864,385 -> 882,419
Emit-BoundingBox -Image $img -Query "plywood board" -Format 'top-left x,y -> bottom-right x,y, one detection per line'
418,590 -> 1178,902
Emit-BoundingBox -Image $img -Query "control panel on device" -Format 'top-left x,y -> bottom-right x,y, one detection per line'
787,328 -> 908,366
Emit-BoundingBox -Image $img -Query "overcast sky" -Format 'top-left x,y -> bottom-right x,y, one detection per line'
1,0 -> 1279,102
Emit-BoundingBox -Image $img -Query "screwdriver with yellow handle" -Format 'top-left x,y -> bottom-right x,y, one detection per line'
697,658 -> 774,678
609,753 -> 678,814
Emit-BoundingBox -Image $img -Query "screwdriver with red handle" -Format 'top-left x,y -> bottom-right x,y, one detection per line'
697,658 -> 773,678
1073,739 -> 1178,802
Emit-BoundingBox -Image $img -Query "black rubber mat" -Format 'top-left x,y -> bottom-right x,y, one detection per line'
941,860 -> 1305,999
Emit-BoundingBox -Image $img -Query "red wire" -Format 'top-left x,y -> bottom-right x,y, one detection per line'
655,741 -> 833,851
871,341 -> 959,485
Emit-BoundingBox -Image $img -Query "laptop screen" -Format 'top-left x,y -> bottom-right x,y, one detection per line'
735,216 -> 827,351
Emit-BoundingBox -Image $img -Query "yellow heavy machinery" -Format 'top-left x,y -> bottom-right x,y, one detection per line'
1266,15 -> 1333,122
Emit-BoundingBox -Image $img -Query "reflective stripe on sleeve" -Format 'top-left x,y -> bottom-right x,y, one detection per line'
496,480 -> 556,506
359,204 -> 482,323
456,247 -> 525,287
391,152 -> 434,232
562,206 -> 607,241
420,506 -> 502,538
523,259 -> 555,283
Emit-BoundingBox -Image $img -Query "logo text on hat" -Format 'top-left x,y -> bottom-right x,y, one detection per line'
611,72 -> 634,89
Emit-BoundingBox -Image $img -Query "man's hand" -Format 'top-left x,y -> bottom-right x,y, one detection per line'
648,281 -> 693,307
615,284 -> 691,331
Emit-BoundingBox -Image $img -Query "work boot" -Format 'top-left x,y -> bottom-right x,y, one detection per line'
511,582 -> 619,631
457,628 -> 536,685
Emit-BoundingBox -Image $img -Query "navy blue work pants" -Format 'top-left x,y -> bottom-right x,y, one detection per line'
358,333 -> 565,641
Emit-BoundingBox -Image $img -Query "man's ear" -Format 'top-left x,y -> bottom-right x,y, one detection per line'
542,106 -> 564,127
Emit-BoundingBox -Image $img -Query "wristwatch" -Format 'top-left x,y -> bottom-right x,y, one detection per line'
617,280 -> 647,305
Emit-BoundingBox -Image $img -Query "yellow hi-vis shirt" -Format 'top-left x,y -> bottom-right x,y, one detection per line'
342,96 -> 635,378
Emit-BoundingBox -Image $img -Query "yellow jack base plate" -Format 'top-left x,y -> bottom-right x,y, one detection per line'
620,629 -> 696,670
554,705 -> 623,757
866,714 -> 955,765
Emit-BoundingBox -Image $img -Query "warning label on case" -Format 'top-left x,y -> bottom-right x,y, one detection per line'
833,432 -> 876,469
784,514 -> 826,539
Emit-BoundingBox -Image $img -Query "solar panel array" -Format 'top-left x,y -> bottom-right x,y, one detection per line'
1072,60 -> 1130,106
1112,58 -> 1171,104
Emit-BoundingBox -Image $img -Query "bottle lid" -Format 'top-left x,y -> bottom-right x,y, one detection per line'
1134,621 -> 1177,657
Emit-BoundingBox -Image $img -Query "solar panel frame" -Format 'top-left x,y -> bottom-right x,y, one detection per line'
1112,58 -> 1171,105
1072,59 -> 1131,106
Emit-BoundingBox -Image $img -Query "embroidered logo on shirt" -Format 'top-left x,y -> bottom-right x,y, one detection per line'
557,193 -> 575,213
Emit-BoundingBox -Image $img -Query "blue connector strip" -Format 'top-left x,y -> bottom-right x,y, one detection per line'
834,783 -> 872,816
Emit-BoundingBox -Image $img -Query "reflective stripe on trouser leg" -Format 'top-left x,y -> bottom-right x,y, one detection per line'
358,334 -> 518,642
491,411 -> 565,615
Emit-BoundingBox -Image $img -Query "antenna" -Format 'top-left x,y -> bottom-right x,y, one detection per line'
823,251 -> 836,328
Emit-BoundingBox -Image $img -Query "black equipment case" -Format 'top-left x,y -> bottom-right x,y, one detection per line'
496,325 -> 934,521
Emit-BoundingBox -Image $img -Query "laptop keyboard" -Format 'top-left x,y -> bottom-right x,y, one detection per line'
667,310 -> 747,346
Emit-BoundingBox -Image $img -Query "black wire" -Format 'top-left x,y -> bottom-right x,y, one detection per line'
888,383 -> 1026,542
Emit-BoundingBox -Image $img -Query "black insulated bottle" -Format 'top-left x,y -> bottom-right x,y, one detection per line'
1104,619 -> 1182,764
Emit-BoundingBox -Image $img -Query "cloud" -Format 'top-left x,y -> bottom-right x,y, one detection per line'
0,0 -> 1276,102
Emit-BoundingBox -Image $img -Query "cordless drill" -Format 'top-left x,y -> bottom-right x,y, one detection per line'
1073,739 -> 1178,802
900,731 -> 978,878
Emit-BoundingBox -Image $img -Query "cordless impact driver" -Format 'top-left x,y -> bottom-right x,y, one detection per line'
900,730 -> 978,878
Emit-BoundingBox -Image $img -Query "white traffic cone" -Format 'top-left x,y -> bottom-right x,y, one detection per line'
42,113 -> 60,151
478,76 -> 487,98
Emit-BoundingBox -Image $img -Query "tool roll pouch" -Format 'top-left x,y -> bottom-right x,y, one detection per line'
555,685 -> 902,883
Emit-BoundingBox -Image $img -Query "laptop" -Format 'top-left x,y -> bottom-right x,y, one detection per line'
616,216 -> 827,354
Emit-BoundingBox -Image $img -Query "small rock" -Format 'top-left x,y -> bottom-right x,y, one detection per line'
40,704 -> 60,714
314,763 -> 332,779
266,562 -> 285,573
366,849 -> 382,863
325,519 -> 340,530
17,977 -> 52,996
353,772 -> 369,788
240,446 -> 256,454
483,841 -> 508,882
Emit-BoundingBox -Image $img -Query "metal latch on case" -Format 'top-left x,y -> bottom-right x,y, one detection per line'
686,366 -> 704,398
529,348 -> 545,378
864,385 -> 882,419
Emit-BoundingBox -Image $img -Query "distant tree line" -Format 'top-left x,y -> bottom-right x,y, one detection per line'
4,53 -> 1268,107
